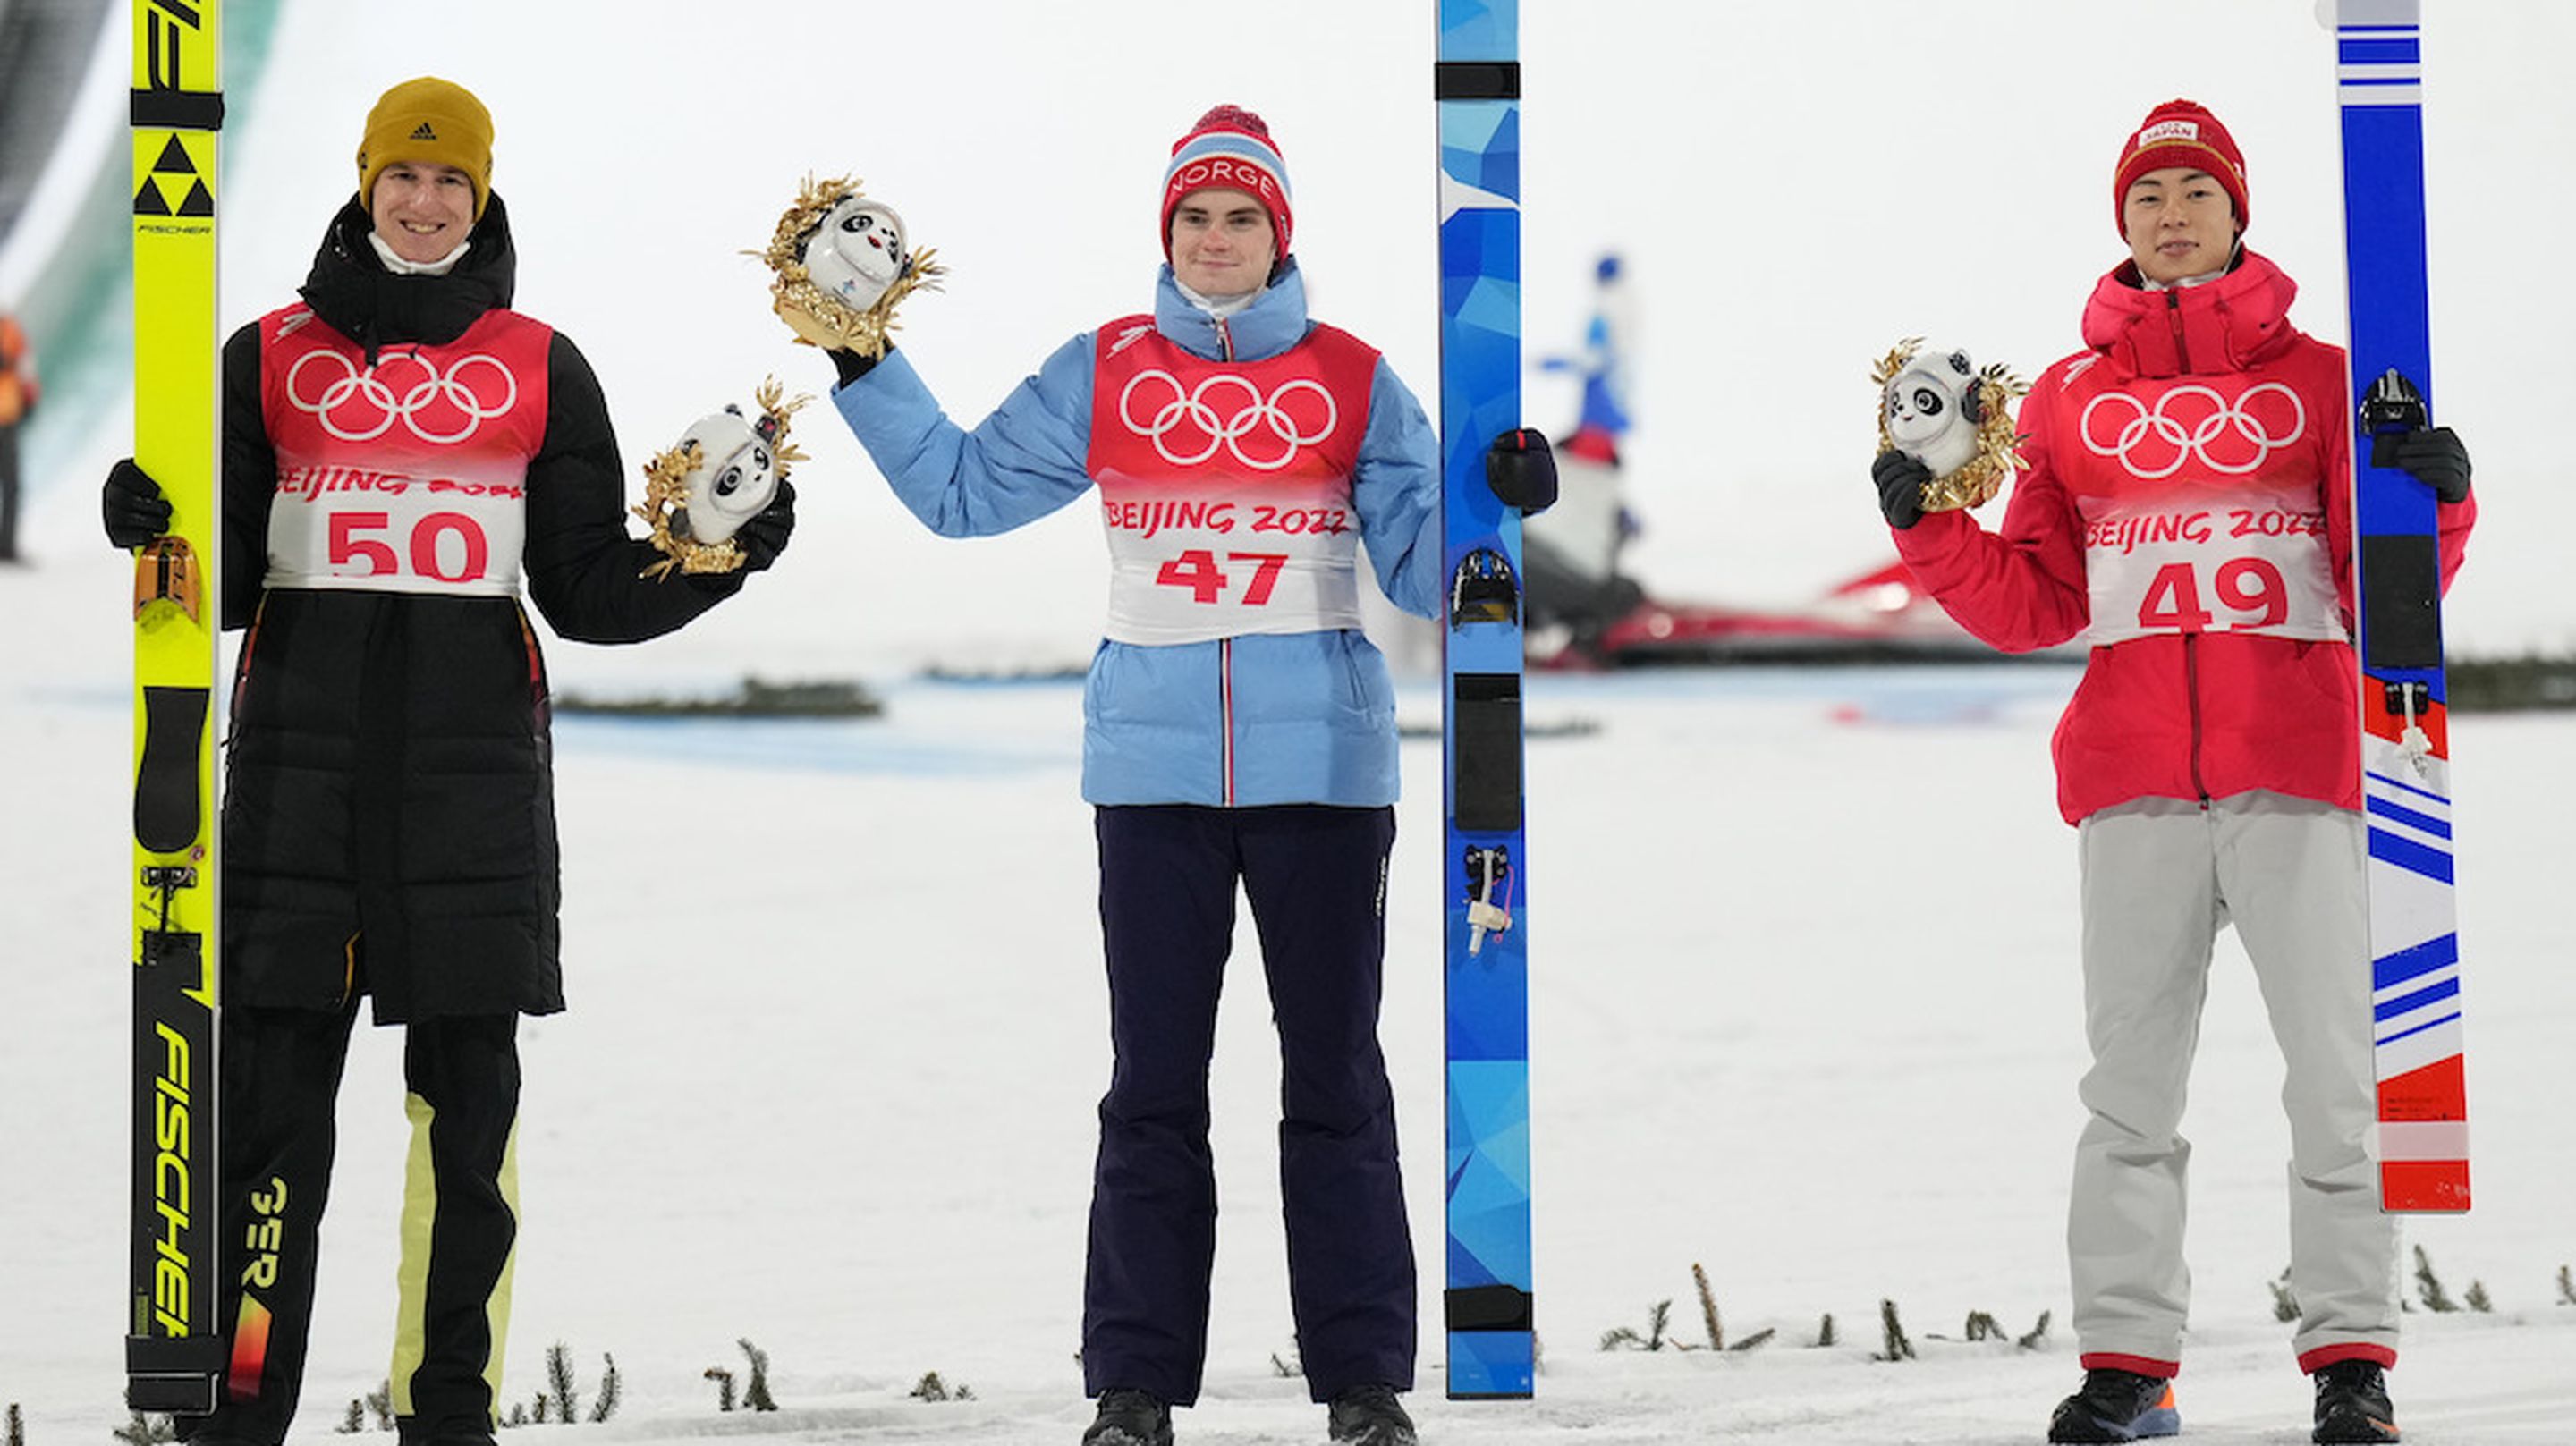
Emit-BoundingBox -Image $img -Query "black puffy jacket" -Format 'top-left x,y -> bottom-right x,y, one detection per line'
217,194 -> 737,1020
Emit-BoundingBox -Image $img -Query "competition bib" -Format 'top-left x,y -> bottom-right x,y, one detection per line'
259,308 -> 551,597
1088,319 -> 1377,646
265,466 -> 530,596
2071,379 -> 2344,646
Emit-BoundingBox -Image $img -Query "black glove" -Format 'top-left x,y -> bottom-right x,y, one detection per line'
827,343 -> 885,389
2377,425 -> 2470,504
733,477 -> 796,571
1871,449 -> 1932,530
1486,427 -> 1557,513
103,458 -> 174,549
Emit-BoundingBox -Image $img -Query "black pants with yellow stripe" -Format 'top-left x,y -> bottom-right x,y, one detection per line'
181,1003 -> 521,1446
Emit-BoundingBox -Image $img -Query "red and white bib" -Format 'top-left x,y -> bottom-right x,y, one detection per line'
2065,373 -> 2343,646
258,305 -> 552,597
1087,317 -> 1377,646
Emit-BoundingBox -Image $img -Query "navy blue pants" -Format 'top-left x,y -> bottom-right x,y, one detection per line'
1083,804 -> 1416,1406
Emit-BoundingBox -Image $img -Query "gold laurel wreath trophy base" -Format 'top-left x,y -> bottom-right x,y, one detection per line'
1871,337 -> 2030,513
758,174 -> 946,359
635,377 -> 811,581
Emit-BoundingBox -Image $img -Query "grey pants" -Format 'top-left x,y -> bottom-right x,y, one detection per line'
2069,792 -> 2398,1369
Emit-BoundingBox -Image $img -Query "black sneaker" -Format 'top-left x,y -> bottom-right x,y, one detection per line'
2312,1360 -> 2400,1443
1326,1384 -> 1417,1446
1083,1388 -> 1173,1446
2047,1367 -> 2181,1442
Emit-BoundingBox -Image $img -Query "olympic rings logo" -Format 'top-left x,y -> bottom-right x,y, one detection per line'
2080,383 -> 2307,479
285,349 -> 521,444
1117,368 -> 1337,471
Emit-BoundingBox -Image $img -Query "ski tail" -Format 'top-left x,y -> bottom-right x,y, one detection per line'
129,0 -> 230,1409
2334,0 -> 2469,1213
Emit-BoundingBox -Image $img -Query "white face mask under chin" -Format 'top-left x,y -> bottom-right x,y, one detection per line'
2142,241 -> 2241,292
369,231 -> 471,276
1174,276 -> 1260,318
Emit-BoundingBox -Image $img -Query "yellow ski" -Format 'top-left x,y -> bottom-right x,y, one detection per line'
128,0 -> 226,1415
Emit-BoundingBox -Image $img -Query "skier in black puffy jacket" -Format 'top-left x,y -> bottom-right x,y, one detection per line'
99,76 -> 793,1446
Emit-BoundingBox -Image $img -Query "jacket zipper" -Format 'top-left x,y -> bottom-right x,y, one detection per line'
1218,638 -> 1236,807
1213,309 -> 1238,804
2183,631 -> 2209,805
2165,291 -> 2193,374
2168,292 -> 2206,806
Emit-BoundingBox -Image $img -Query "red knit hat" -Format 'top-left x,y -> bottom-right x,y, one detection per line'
1161,105 -> 1293,262
2114,99 -> 2248,236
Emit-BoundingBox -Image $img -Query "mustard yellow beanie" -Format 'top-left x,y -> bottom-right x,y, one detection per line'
356,77 -> 494,218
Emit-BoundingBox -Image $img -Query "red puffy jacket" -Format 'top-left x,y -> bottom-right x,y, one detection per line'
1894,249 -> 2474,824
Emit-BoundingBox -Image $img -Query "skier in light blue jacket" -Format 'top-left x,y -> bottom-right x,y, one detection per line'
828,183 -> 1454,806
780,105 -> 1554,1446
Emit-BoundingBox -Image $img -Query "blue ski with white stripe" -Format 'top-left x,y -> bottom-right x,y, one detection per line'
2334,0 -> 2470,1213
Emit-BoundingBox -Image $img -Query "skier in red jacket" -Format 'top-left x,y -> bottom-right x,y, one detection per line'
1870,99 -> 2474,1446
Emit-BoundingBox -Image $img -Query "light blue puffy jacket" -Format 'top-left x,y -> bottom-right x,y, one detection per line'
833,261 -> 1445,807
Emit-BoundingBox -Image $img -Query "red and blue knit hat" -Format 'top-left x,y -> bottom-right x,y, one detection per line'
1161,105 -> 1293,260
2114,98 -> 2248,236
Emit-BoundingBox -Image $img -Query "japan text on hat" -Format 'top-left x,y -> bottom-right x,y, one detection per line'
1161,105 -> 1293,261
2114,98 -> 2247,236
358,77 -> 495,219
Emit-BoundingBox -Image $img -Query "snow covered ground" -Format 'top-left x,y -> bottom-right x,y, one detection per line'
6,3 -> 2575,1441
4,545 -> 2573,1443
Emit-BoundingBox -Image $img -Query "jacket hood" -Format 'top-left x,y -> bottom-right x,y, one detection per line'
2079,247 -> 2303,378
300,191 -> 518,359
1154,258 -> 1309,362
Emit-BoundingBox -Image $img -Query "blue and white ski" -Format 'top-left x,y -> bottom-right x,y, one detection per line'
2333,0 -> 2470,1213
1434,0 -> 1532,1399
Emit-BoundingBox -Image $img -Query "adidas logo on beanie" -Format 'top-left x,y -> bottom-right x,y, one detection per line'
358,77 -> 495,218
